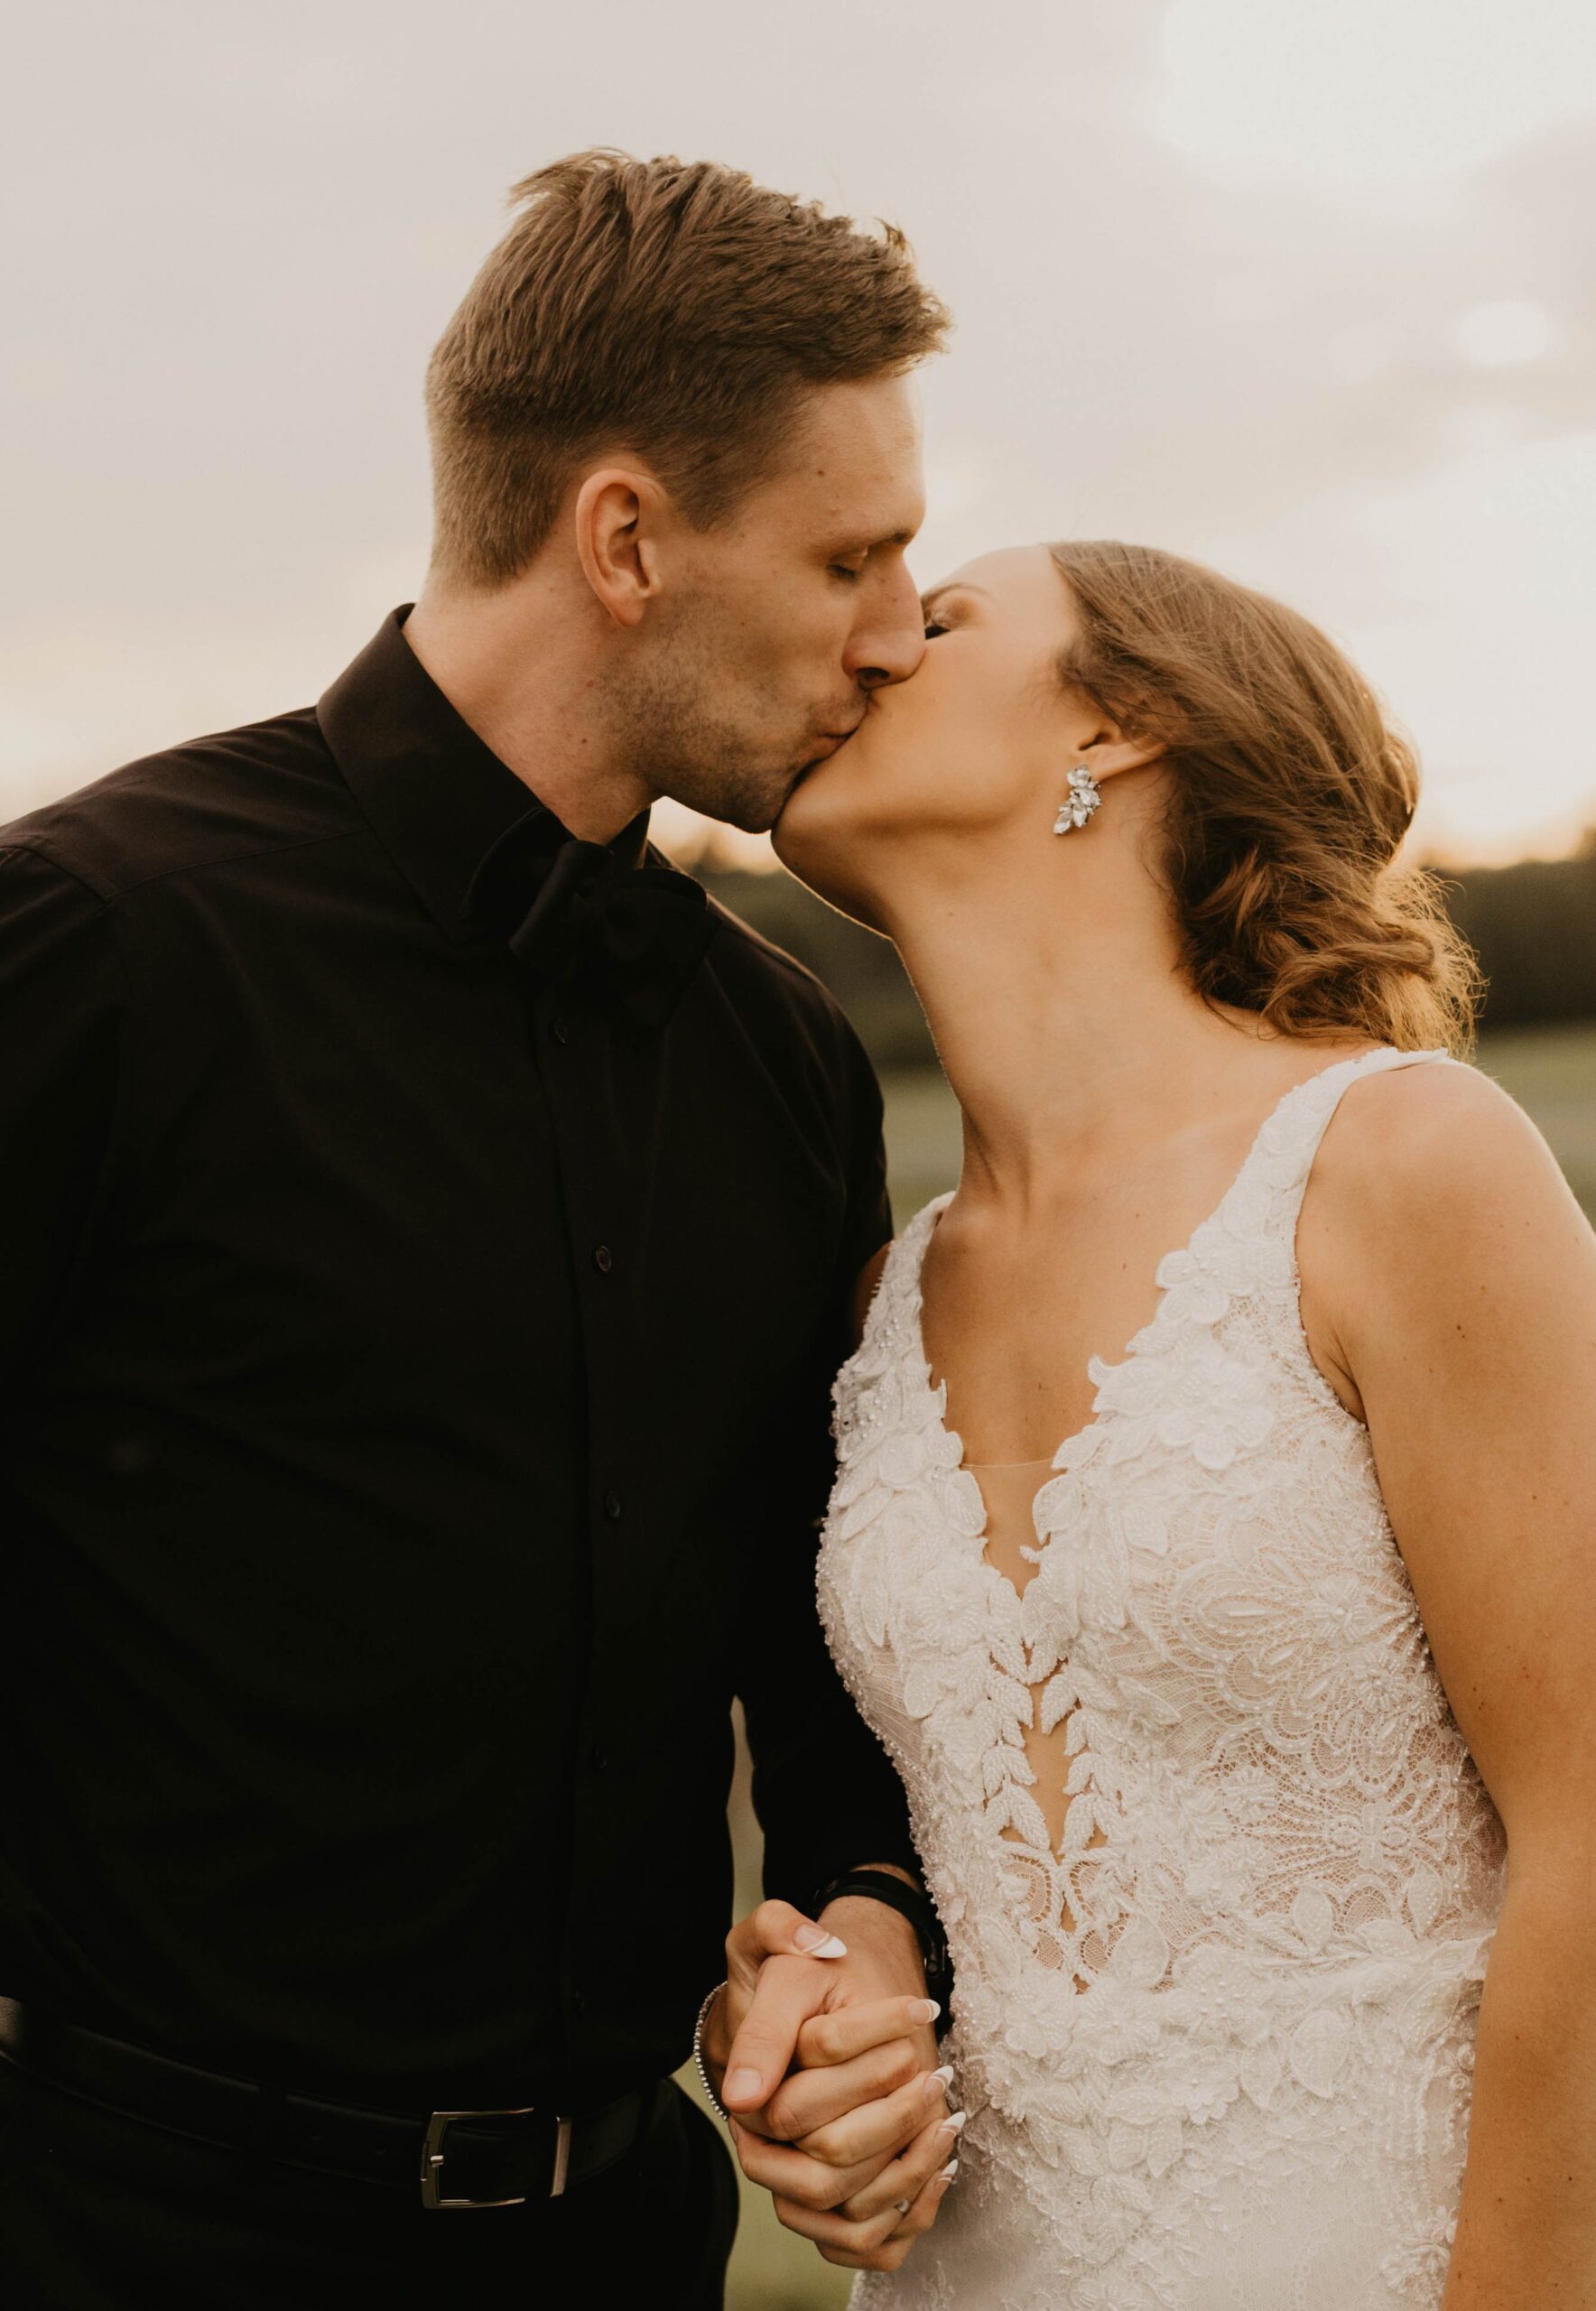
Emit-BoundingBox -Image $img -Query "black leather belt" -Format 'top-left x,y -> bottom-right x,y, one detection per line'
0,1997 -> 662,2208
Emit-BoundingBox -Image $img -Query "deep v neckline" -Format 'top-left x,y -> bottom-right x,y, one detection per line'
825,1040 -> 1457,1979
889,1049 -> 1396,1894
903,1049 -> 1388,1586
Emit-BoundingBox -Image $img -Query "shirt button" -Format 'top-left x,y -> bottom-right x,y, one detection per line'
603,1490 -> 624,1522
592,1243 -> 613,1274
589,1744 -> 609,1774
551,1017 -> 569,1044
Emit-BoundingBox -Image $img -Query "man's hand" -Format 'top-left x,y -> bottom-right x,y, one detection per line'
700,1896 -> 960,2272
731,1996 -> 963,2272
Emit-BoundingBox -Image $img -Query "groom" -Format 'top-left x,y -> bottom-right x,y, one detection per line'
0,153 -> 950,2304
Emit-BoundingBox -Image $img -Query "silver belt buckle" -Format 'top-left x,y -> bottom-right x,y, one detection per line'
419,2104 -> 572,2207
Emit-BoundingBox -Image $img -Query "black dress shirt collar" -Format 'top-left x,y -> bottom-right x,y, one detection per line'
316,607 -> 651,945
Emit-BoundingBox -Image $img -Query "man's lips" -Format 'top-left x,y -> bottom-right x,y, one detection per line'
803,725 -> 864,768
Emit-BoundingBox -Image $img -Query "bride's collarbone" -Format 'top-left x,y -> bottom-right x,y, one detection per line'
917,1198 -> 1193,1464
916,1045 -> 1391,1457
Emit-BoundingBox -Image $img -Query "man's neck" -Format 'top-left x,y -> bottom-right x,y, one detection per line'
403,579 -> 655,845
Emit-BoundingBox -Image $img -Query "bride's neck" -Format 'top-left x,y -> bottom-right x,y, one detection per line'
881,825 -> 1262,1210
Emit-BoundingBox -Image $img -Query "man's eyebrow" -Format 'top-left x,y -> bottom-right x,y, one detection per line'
832,527 -> 920,553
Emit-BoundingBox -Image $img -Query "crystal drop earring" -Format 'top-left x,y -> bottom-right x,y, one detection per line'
1053,764 -> 1102,834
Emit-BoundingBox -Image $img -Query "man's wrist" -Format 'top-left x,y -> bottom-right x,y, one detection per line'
821,1890 -> 923,1963
812,1866 -> 952,2020
812,1865 -> 935,1952
840,1860 -> 919,1890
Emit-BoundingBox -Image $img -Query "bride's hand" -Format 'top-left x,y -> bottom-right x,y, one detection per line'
730,1997 -> 962,2271
702,1904 -> 957,2269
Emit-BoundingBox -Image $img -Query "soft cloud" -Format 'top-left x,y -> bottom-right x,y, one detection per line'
1157,0 -> 1596,191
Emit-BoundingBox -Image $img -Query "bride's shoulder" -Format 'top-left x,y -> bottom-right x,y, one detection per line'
1305,1052 -> 1583,1284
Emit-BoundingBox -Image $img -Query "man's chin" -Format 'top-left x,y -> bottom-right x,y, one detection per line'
655,747 -> 832,842
715,763 -> 819,840
716,790 -> 787,840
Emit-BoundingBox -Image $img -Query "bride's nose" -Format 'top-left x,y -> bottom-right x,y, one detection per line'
845,561 -> 927,691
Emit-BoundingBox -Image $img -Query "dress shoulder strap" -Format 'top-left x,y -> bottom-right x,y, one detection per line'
1242,1044 -> 1454,1244
859,1191 -> 950,1351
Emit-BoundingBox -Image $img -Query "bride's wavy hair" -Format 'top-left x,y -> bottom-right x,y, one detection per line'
1048,540 -> 1480,1053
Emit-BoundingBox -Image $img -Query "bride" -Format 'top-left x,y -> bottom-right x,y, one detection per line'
757,541 -> 1596,2306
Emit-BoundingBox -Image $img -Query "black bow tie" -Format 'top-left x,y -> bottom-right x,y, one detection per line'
463,806 -> 719,1030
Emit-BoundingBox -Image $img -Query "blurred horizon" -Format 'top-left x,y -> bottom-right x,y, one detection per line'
653,811 -> 1596,881
5,0 -> 1596,872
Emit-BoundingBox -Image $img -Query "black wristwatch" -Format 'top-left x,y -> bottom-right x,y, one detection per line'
811,1868 -> 954,2036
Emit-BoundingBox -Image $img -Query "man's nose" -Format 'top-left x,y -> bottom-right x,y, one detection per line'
845,564 -> 926,691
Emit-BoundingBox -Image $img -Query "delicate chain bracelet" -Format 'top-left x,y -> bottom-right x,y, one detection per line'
692,1979 -> 729,2122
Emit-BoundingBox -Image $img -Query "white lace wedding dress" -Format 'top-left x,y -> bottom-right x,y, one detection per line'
817,1048 -> 1505,2309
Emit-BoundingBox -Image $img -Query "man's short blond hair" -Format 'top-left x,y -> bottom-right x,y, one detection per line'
424,149 -> 951,588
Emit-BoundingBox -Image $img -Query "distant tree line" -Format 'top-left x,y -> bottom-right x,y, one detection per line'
699,834 -> 1596,1069
1440,836 -> 1596,1030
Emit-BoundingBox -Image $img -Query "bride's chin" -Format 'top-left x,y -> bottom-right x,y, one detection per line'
770,770 -> 832,873
770,773 -> 828,852
773,793 -> 886,929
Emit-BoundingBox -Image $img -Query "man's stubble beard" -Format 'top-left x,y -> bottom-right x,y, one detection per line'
601,626 -> 807,837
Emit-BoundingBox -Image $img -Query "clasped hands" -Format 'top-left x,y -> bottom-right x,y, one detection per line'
700,1896 -> 962,2275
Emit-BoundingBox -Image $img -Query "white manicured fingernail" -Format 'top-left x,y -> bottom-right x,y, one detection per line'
894,2197 -> 911,2214
793,1926 -> 849,1957
922,2064 -> 955,2099
914,1998 -> 941,2025
939,2109 -> 968,2136
938,2157 -> 960,2183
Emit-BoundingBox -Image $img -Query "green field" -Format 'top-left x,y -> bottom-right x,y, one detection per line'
1471,1023 -> 1596,1219
694,1022 -> 1595,2311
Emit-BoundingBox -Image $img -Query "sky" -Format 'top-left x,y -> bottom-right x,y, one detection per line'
4,0 -> 1594,867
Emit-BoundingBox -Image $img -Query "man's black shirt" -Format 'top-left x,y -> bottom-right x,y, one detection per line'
0,610 -> 916,2109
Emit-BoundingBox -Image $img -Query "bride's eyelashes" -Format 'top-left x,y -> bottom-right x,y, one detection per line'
923,618 -> 950,640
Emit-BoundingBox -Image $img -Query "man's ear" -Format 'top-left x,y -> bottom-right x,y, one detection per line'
574,466 -> 666,630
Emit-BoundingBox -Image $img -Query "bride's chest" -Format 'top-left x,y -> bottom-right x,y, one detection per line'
821,1351 -> 1424,1744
